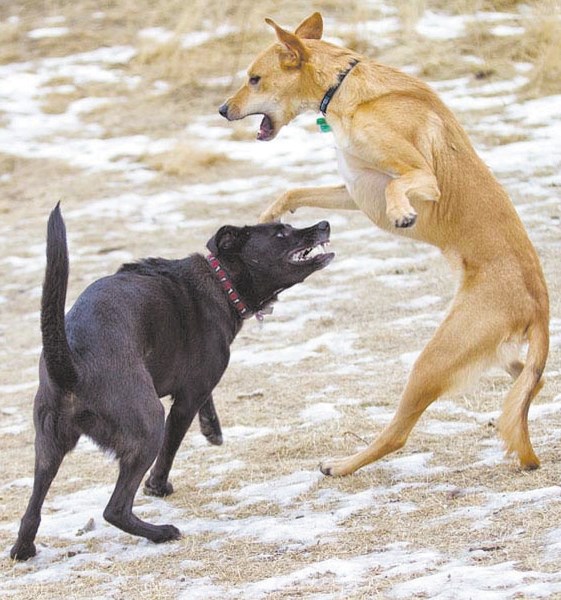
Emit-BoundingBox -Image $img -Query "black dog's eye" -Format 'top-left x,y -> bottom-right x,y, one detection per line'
249,75 -> 261,86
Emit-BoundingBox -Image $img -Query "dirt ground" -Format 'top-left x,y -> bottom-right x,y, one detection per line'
1,1 -> 560,598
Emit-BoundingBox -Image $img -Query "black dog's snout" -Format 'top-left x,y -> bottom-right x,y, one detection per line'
218,103 -> 229,118
318,220 -> 330,232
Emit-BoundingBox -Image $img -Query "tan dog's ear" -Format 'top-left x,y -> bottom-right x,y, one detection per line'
294,12 -> 323,40
265,17 -> 310,67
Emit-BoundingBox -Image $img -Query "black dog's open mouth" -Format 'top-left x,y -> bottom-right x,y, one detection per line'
288,241 -> 334,268
257,114 -> 275,141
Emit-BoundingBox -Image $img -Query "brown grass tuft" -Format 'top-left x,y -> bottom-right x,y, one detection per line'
0,19 -> 19,44
1,2 -> 561,599
519,0 -> 561,97
142,142 -> 232,178
395,0 -> 426,33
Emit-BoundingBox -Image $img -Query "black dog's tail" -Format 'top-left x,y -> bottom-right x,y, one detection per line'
41,203 -> 78,391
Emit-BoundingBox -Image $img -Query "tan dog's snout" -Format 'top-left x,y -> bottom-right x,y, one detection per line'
218,102 -> 230,119
219,100 -> 242,121
218,99 -> 243,121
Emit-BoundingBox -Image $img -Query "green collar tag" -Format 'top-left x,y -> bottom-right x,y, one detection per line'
316,117 -> 332,133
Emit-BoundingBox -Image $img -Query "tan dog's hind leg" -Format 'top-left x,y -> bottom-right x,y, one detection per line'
259,185 -> 357,223
498,364 -> 543,470
497,322 -> 548,470
505,360 -> 544,400
385,169 -> 440,228
320,291 -> 509,477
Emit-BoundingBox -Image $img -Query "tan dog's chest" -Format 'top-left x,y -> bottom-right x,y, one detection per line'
330,120 -> 389,219
336,149 -> 390,221
335,143 -> 423,237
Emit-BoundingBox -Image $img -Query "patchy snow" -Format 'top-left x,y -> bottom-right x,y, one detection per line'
397,294 -> 441,310
139,24 -> 237,50
416,9 -> 521,41
231,331 -> 358,366
492,24 -> 525,36
392,560 -> 561,599
300,402 -> 342,423
1,2 -> 561,598
416,11 -> 467,40
28,26 -> 70,39
0,46 -> 162,179
234,471 -> 323,507
382,452 -> 447,479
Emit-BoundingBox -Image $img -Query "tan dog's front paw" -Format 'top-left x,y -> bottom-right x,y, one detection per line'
259,193 -> 295,223
319,457 -> 355,477
259,207 -> 281,223
259,204 -> 285,223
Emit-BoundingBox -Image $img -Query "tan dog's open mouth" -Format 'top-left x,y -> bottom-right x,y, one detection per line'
257,114 -> 275,141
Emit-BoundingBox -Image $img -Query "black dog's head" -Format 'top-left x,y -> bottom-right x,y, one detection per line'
207,221 -> 334,311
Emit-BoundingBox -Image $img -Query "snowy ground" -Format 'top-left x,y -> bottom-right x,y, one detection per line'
1,2 -> 560,599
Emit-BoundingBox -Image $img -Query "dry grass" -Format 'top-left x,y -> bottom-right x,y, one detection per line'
395,0 -> 427,33
142,143 -> 233,178
430,0 -> 527,13
520,0 -> 561,97
1,1 -> 560,598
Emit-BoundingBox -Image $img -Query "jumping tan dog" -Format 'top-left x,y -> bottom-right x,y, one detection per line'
219,12 -> 549,476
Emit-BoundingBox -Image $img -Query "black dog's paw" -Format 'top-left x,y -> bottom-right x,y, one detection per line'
10,541 -> 36,561
151,524 -> 182,543
144,476 -> 174,497
198,409 -> 223,446
395,212 -> 417,228
201,427 -> 223,446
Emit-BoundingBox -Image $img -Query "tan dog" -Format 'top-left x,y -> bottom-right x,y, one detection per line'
219,12 -> 549,476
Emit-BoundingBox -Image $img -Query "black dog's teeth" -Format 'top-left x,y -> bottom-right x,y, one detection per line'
290,243 -> 327,263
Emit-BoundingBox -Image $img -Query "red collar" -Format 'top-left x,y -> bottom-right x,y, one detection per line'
206,254 -> 253,320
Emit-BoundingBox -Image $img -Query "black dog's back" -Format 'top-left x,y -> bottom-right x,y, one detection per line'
65,255 -> 237,397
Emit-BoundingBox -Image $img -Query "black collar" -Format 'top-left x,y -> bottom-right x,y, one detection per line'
319,58 -> 359,115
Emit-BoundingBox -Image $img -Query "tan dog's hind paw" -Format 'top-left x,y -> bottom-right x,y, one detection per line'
520,455 -> 540,471
319,457 -> 356,477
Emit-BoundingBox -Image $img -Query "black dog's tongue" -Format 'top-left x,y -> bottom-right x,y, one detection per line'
257,115 -> 273,141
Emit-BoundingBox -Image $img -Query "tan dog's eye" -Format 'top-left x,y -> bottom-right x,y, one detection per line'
249,76 -> 261,86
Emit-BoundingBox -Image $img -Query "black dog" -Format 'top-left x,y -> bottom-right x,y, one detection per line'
11,204 -> 333,560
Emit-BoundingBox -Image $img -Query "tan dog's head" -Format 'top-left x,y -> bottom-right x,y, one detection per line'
218,13 -> 325,141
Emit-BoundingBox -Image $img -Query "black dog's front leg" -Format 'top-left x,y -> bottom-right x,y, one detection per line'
198,395 -> 223,446
144,392 -> 207,497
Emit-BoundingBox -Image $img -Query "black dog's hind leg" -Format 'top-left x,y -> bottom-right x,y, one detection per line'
102,391 -> 181,542
103,453 -> 181,543
198,394 -> 223,446
11,401 -> 80,561
144,390 -> 205,497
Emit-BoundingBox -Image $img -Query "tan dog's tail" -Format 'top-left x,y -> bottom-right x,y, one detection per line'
498,317 -> 549,469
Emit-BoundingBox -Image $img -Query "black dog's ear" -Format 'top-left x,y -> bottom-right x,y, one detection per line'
206,226 -> 246,255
